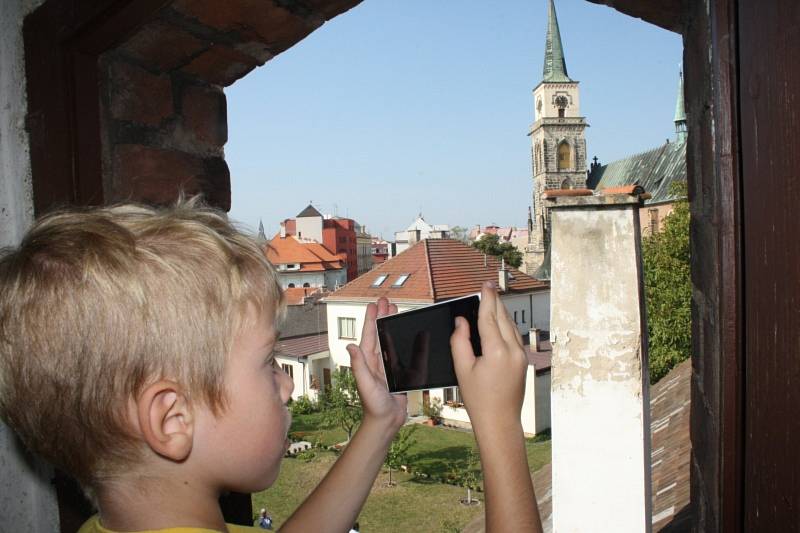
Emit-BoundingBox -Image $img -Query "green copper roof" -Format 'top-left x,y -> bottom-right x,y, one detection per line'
588,139 -> 687,205
542,0 -> 572,83
674,70 -> 687,123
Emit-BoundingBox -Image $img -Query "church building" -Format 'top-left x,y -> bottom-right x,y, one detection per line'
524,0 -> 688,278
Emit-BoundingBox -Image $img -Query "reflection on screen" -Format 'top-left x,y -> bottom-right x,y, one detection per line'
377,295 -> 481,393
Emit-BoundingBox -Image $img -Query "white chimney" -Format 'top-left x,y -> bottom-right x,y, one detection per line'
279,222 -> 286,238
498,258 -> 509,291
547,192 -> 651,533
529,327 -> 541,352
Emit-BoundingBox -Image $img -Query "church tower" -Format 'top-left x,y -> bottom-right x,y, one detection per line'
526,0 -> 588,275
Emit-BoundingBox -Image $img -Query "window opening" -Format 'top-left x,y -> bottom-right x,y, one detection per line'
338,317 -> 356,339
371,274 -> 388,287
281,364 -> 294,378
392,274 -> 410,287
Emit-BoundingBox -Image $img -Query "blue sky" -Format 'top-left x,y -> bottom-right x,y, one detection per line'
226,0 -> 683,239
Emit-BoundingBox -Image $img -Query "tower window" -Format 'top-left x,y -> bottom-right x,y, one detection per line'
558,108 -> 565,118
558,141 -> 571,170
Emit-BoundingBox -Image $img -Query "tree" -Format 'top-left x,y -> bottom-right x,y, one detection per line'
472,233 -> 523,268
449,225 -> 470,243
642,183 -> 691,383
321,367 -> 362,441
384,425 -> 417,486
455,447 -> 481,505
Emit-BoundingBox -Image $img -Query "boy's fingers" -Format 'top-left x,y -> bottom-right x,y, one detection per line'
451,316 -> 476,378
347,343 -> 369,377
494,296 -> 524,349
359,302 -> 378,351
477,282 -> 504,355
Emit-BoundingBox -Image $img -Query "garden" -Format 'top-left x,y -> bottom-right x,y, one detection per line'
252,399 -> 551,532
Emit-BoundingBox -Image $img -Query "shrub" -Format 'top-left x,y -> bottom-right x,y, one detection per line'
289,394 -> 318,415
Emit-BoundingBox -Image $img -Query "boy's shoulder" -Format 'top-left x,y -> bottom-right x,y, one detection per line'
79,515 -> 263,533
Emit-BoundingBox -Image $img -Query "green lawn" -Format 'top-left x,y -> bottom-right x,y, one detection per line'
254,413 -> 552,532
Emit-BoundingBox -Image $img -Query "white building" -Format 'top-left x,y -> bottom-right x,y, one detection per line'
394,215 -> 450,254
266,233 -> 347,291
324,238 -> 551,436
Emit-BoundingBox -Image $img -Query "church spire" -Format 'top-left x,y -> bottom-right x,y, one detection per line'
674,69 -> 687,142
257,219 -> 266,242
542,0 -> 572,83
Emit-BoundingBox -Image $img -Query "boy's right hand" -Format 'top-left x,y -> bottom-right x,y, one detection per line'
450,281 -> 528,432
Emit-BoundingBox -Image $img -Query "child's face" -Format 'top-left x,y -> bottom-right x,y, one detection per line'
191,307 -> 294,493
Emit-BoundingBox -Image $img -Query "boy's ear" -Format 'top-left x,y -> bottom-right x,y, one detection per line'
136,380 -> 194,462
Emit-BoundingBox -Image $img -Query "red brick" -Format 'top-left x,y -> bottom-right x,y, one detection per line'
109,61 -> 173,126
181,44 -> 259,86
111,144 -> 204,205
181,84 -> 227,146
172,0 -> 319,55
118,20 -> 207,72
111,145 -> 230,210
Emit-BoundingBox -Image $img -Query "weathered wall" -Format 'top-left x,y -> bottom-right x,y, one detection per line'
549,195 -> 651,533
0,1 -> 60,531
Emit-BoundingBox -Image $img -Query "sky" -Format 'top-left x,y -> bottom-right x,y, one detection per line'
226,0 -> 683,240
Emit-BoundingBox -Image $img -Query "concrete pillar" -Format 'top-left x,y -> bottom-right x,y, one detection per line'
547,191 -> 651,533
1,0 -> 60,531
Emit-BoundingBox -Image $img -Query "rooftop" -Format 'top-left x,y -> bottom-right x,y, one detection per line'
327,239 -> 548,303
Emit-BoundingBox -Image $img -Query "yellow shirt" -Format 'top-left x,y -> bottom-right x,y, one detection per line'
79,515 -> 262,533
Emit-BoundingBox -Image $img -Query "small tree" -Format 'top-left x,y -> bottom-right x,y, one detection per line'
422,397 -> 442,423
384,425 -> 417,486
472,233 -> 523,268
321,368 -> 362,441
459,448 -> 482,506
642,183 -> 691,383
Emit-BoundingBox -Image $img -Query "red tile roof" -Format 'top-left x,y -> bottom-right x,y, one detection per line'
276,332 -> 329,359
327,239 -> 548,303
266,234 -> 345,271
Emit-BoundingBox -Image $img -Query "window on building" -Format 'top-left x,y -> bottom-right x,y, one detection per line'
281,364 -> 294,378
522,310 -> 526,323
558,141 -> 571,170
338,317 -> 357,339
392,274 -> 410,287
514,310 -> 518,324
371,274 -> 388,287
303,282 -> 310,288
649,208 -> 660,235
444,387 -> 463,404
288,283 -> 295,288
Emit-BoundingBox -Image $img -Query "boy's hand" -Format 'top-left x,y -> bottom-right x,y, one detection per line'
450,281 -> 528,431
346,297 -> 407,431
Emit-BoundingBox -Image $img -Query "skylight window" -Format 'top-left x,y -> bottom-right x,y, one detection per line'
392,274 -> 410,287
371,274 -> 388,287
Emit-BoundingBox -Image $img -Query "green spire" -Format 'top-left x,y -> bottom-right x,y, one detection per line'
674,69 -> 687,141
542,0 -> 572,83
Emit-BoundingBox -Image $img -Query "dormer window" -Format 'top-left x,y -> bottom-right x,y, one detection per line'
392,274 -> 410,287
371,274 -> 388,287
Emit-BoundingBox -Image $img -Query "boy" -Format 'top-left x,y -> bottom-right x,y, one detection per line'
0,200 -> 541,532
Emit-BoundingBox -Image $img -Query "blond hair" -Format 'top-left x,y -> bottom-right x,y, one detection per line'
0,198 -> 284,487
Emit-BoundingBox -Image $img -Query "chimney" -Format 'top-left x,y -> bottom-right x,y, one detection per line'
547,190 -> 651,532
279,222 -> 286,238
498,258 -> 509,291
529,327 -> 541,352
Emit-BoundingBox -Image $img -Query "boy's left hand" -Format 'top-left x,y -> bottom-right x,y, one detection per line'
346,297 -> 408,431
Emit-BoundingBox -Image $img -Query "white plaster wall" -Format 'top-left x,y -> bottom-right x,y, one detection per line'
275,355 -> 307,400
500,291 -> 550,334
279,271 -> 325,289
295,216 -> 323,243
534,82 -> 581,120
1,1 -> 60,531
323,269 -> 347,289
550,203 -> 651,533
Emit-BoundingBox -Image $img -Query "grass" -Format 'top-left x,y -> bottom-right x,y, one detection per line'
254,413 -> 552,532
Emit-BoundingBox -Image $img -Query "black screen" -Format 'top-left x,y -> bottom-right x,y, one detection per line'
377,295 -> 482,393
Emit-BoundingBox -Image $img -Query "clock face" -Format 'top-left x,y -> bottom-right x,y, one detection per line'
555,95 -> 569,109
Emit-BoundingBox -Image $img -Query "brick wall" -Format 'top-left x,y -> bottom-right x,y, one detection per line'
97,0 -> 361,210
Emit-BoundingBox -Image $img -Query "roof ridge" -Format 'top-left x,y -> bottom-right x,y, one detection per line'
423,239 -> 435,300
